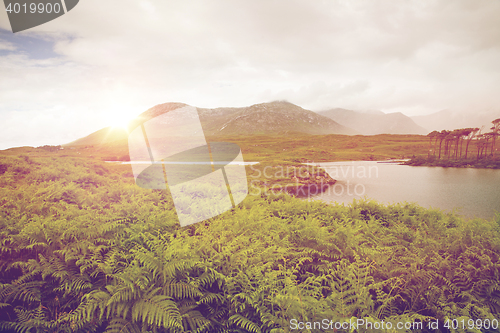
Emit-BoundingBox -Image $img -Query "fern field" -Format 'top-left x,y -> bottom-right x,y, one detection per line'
1,155 -> 500,332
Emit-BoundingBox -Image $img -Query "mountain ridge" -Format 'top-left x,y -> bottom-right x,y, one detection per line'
66,101 -> 356,146
317,108 -> 428,135
411,109 -> 500,132
198,101 -> 356,136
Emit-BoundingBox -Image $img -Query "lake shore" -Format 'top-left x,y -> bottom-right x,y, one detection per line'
405,156 -> 500,169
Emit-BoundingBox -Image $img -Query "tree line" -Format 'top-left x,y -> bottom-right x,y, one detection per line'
427,118 -> 500,161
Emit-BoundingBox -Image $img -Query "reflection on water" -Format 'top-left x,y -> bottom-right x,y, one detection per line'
313,161 -> 500,220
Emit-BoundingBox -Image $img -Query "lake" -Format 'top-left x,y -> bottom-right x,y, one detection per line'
311,161 -> 500,220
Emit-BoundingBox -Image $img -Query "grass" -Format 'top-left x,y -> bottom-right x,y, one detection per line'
1,133 -> 429,162
209,133 -> 429,162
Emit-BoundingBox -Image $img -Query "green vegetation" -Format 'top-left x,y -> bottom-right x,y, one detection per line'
214,134 -> 428,163
14,133 -> 428,163
2,132 -> 429,200
1,153 -> 500,332
245,161 -> 335,196
6,133 -> 429,196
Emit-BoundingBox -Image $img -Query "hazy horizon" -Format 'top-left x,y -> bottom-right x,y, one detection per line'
2,0 -> 500,149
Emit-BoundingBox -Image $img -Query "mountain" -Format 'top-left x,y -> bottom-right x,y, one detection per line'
411,109 -> 500,132
197,101 -> 356,136
65,127 -> 128,146
65,101 -> 356,146
318,108 -> 428,135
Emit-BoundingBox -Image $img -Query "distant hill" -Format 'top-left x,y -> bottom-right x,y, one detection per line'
65,126 -> 128,146
197,101 -> 356,136
66,101 -> 356,146
318,108 -> 428,135
411,109 -> 500,132
131,101 -> 356,136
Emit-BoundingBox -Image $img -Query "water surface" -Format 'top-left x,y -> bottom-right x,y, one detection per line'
313,161 -> 500,220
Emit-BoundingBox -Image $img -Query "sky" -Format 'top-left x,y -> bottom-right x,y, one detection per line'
1,0 -> 500,149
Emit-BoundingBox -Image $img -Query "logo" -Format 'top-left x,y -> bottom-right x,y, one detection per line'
128,106 -> 248,227
4,0 -> 79,33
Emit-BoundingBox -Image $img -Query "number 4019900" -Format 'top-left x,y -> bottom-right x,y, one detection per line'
5,2 -> 62,14
444,318 -> 498,330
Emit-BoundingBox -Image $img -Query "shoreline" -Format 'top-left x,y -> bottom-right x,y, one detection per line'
404,156 -> 500,169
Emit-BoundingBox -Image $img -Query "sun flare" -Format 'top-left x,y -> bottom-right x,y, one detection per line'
104,107 -> 138,133
110,119 -> 131,132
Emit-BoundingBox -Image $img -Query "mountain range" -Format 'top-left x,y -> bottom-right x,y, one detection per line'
318,108 -> 427,135
68,101 -> 356,146
197,101 -> 355,136
66,101 -> 500,147
411,109 -> 500,132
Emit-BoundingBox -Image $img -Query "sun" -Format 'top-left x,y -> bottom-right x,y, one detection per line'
110,118 -> 131,132
104,107 -> 138,132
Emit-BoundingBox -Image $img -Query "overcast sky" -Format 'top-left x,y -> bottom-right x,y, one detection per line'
1,0 -> 500,149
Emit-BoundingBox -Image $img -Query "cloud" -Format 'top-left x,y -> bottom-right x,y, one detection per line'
0,39 -> 15,51
1,0 -> 500,148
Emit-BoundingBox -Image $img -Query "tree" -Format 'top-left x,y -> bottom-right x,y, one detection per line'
443,131 -> 456,159
464,128 -> 479,160
437,130 -> 450,159
491,118 -> 500,158
427,131 -> 439,158
476,132 -> 494,160
458,128 -> 472,158
449,129 -> 463,159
